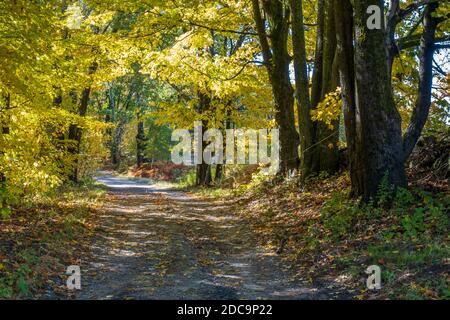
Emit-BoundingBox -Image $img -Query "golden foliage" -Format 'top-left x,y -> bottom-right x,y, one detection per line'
310,88 -> 342,130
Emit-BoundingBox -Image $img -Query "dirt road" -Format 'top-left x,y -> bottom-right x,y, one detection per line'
75,174 -> 341,299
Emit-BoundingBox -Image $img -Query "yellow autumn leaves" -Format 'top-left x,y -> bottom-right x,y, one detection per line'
310,88 -> 343,130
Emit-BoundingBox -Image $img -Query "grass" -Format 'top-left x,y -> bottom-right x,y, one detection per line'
0,179 -> 106,299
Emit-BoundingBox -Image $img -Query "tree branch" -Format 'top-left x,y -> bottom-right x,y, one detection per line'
251,0 -> 272,68
403,2 -> 440,160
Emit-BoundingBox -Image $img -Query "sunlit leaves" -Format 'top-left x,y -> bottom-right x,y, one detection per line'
310,88 -> 342,130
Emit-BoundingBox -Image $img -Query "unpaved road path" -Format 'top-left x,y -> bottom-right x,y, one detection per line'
75,174 -> 342,300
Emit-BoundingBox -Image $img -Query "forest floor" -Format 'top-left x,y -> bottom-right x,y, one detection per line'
59,173 -> 349,299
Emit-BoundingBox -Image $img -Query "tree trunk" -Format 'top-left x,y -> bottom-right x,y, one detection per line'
290,0 -> 315,179
386,0 -> 401,77
313,0 -> 340,174
111,119 -> 125,166
68,62 -> 97,182
215,164 -> 223,183
353,0 -> 406,200
105,85 -> 115,140
334,0 -> 364,196
196,163 -> 212,186
68,86 -> 92,182
403,2 -> 439,161
107,84 -> 121,166
217,112 -> 232,184
252,0 -> 300,177
311,0 -> 325,110
136,118 -> 146,167
1,94 -> 10,135
0,94 -> 10,208
195,93 -> 213,186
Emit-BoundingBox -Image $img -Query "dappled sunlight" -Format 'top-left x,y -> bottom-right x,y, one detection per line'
74,174 -> 339,299
115,229 -> 156,237
102,207 -> 148,214
109,248 -> 141,257
213,274 -> 242,280
272,288 -> 319,297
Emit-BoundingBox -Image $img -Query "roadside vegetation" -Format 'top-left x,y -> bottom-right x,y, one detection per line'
183,168 -> 449,300
0,180 -> 105,298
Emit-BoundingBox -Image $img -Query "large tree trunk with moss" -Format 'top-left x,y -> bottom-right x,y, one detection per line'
252,0 -> 299,177
352,0 -> 406,201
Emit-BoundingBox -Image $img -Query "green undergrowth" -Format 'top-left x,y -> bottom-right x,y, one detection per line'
315,185 -> 449,299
